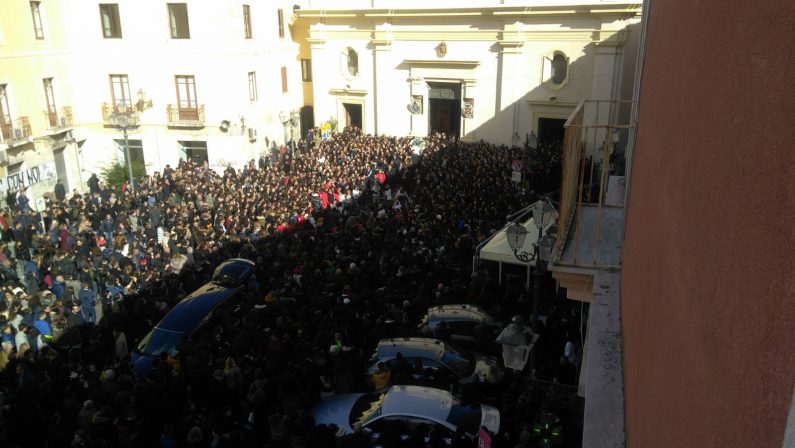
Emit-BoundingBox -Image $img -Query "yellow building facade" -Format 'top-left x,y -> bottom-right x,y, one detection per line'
1,0 -> 303,207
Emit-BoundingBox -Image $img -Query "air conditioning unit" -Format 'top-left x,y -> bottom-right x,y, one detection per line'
0,149 -> 8,165
12,128 -> 24,139
248,128 -> 257,141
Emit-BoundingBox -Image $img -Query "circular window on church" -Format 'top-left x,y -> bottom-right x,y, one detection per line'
345,48 -> 359,78
551,53 -> 568,85
543,50 -> 570,90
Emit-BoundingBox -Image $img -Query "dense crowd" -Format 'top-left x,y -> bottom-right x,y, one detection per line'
0,128 -> 581,448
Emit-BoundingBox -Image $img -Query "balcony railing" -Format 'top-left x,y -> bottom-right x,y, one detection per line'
43,106 -> 73,131
102,102 -> 140,127
0,117 -> 33,145
551,100 -> 634,269
166,104 -> 205,128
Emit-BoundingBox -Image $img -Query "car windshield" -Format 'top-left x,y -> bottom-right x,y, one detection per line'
441,344 -> 475,377
349,391 -> 387,428
137,328 -> 184,357
447,397 -> 482,435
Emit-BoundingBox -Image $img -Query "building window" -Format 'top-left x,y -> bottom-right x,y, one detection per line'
43,78 -> 57,127
30,2 -> 44,39
551,53 -> 568,85
0,84 -> 12,140
243,5 -> 252,39
0,84 -> 10,123
277,8 -> 284,38
346,48 -> 359,77
114,139 -> 144,166
99,4 -> 122,38
543,50 -> 570,89
167,3 -> 190,39
280,66 -> 288,93
301,59 -> 312,82
175,75 -> 198,120
178,140 -> 208,165
248,72 -> 258,101
109,74 -> 131,112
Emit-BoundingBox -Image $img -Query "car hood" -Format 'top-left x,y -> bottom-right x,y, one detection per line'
480,403 -> 501,434
311,393 -> 365,434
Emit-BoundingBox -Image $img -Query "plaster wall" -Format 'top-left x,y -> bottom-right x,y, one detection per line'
621,0 -> 795,446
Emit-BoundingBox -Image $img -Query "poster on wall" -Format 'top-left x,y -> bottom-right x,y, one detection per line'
0,161 -> 58,192
463,98 -> 474,119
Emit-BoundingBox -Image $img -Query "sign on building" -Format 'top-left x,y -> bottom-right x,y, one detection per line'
0,161 -> 57,192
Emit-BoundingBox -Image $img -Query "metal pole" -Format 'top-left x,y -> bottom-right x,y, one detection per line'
532,224 -> 543,333
532,266 -> 542,333
123,126 -> 134,194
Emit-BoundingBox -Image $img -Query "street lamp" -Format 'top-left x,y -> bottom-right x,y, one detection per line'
505,200 -> 555,332
279,110 -> 300,157
108,109 -> 136,194
495,316 -> 539,372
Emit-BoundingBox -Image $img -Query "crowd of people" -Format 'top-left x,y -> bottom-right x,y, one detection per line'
0,128 -> 582,448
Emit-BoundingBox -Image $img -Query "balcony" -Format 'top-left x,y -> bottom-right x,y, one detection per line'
548,100 -> 633,299
0,117 -> 33,147
102,102 -> 140,127
43,106 -> 74,132
166,104 -> 205,128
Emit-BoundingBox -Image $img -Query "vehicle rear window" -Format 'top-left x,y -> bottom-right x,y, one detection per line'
212,261 -> 254,286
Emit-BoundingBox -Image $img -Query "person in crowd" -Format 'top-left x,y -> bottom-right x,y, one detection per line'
0,127 -> 575,448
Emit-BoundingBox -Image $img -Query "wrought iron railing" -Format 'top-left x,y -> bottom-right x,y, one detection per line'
43,106 -> 73,131
102,102 -> 140,127
166,104 -> 205,128
0,117 -> 32,144
553,100 -> 633,268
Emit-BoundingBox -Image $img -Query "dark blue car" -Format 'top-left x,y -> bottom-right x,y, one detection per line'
131,258 -> 255,380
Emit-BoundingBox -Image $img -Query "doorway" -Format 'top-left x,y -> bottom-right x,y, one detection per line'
300,106 -> 314,139
535,117 -> 567,194
537,117 -> 566,145
342,103 -> 362,130
53,148 -> 69,191
428,82 -> 461,138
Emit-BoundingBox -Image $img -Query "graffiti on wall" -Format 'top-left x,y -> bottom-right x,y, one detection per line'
0,162 -> 57,192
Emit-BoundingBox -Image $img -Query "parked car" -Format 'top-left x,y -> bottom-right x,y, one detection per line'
367,337 -> 504,386
418,304 -> 503,353
131,258 -> 255,379
312,385 -> 500,443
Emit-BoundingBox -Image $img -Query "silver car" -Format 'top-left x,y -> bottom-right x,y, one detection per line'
418,304 -> 502,346
312,385 -> 500,440
367,337 -> 503,385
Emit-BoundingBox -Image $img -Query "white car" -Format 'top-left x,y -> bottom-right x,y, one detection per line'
367,337 -> 504,385
312,385 -> 500,442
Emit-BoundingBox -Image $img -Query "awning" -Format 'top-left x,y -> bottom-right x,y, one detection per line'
478,210 -> 557,267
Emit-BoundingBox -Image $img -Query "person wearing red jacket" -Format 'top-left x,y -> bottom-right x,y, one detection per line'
374,171 -> 386,184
